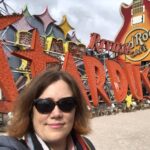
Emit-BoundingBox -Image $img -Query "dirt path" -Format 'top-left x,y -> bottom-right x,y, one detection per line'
87,109 -> 150,150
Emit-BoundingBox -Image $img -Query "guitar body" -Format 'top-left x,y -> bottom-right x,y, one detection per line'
115,0 -> 150,64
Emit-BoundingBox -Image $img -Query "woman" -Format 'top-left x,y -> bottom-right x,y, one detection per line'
0,69 -> 95,150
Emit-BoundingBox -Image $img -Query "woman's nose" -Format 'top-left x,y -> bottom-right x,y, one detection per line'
50,105 -> 63,118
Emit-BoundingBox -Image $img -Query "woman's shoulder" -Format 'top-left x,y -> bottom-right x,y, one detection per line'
0,135 -> 28,150
83,136 -> 96,150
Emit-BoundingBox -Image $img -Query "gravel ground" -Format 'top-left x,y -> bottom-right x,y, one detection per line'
87,109 -> 150,150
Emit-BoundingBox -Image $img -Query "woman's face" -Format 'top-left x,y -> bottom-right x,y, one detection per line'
32,79 -> 76,143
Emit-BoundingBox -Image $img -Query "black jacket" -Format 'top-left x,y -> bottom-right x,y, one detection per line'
0,133 -> 95,150
0,135 -> 28,150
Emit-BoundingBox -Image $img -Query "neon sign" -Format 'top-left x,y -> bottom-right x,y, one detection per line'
0,31 -> 149,113
88,33 -> 131,54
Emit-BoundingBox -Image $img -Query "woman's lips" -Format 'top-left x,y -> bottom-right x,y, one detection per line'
46,123 -> 65,129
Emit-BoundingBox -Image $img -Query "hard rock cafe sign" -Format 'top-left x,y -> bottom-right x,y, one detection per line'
125,28 -> 150,61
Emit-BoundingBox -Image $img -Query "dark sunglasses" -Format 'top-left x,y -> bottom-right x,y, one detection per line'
33,96 -> 76,114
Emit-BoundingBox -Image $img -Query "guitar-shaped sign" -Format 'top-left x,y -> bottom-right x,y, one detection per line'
115,0 -> 150,63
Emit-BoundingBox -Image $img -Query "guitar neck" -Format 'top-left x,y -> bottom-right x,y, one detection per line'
132,0 -> 144,16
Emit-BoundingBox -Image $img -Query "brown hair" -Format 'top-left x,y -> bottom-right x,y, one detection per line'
7,69 -> 91,138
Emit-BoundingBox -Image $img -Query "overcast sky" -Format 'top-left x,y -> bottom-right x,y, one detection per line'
4,0 -> 133,45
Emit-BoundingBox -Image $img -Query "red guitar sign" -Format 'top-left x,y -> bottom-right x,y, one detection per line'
115,0 -> 150,63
